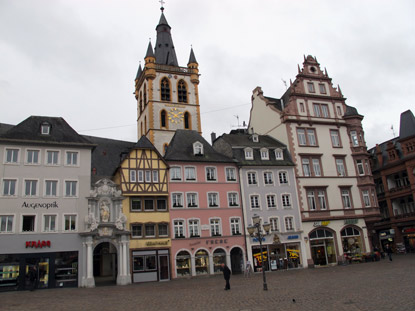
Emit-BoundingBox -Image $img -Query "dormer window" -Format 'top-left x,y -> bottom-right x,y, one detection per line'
244,148 -> 253,160
193,142 -> 203,156
252,134 -> 259,142
260,148 -> 269,160
41,122 -> 51,135
275,149 -> 283,160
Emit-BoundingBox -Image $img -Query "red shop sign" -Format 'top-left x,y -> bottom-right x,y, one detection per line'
25,240 -> 51,249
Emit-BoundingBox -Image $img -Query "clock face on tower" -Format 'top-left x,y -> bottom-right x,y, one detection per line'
168,107 -> 184,124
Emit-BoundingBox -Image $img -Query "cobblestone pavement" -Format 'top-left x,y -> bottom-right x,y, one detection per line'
1,254 -> 414,311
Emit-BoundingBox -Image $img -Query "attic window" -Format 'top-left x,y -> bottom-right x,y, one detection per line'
260,148 -> 269,160
193,142 -> 203,156
275,149 -> 283,160
244,148 -> 253,160
252,135 -> 259,142
41,122 -> 51,135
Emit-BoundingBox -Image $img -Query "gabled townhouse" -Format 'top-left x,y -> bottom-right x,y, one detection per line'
249,55 -> 379,266
0,116 -> 94,290
368,110 -> 415,253
164,130 -> 246,277
113,136 -> 171,283
213,130 -> 307,271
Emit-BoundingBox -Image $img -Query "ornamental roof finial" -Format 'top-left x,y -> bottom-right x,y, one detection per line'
159,0 -> 165,12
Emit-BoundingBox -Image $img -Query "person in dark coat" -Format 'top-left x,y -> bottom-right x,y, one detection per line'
28,266 -> 38,291
221,263 -> 231,290
385,244 -> 393,261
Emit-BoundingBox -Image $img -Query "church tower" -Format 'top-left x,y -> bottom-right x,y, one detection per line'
134,7 -> 202,154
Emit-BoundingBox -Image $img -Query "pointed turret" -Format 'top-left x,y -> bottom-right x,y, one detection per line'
154,11 -> 179,66
135,63 -> 142,80
187,47 -> 199,85
188,47 -> 198,65
144,41 -> 156,81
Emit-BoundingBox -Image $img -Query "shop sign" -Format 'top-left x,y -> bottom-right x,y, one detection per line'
21,201 -> 59,209
344,219 -> 358,225
205,238 -> 228,245
403,228 -> 415,233
287,235 -> 299,240
253,237 -> 266,242
201,225 -> 210,230
253,251 -> 267,263
313,221 -> 330,227
287,249 -> 299,259
146,240 -> 169,246
26,240 -> 51,248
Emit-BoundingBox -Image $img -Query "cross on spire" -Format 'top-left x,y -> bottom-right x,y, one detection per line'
159,0 -> 165,12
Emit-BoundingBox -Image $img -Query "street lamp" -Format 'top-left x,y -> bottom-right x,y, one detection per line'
247,214 -> 271,291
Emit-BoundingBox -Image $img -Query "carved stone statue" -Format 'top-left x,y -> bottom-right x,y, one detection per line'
87,212 -> 98,231
100,201 -> 110,223
115,212 -> 127,230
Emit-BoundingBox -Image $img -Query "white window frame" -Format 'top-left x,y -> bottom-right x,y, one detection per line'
318,190 -> 327,210
307,82 -> 315,93
205,167 -> 217,181
278,171 -> 288,185
145,170 -> 151,183
41,123 -> 51,135
130,170 -> 137,182
46,150 -> 60,166
144,223 -> 156,238
275,149 -> 283,160
330,130 -> 341,147
152,170 -> 159,183
65,150 -> 79,166
297,129 -> 307,145
282,194 -> 291,209
2,179 -> 17,196
308,190 -> 316,211
64,180 -> 78,198
225,167 -> 237,182
173,219 -> 185,238
21,214 -> 37,233
227,192 -> 239,207
336,158 -> 346,177
350,130 -> 359,146
43,214 -> 57,233
244,148 -> 253,160
341,189 -> 352,209
25,149 -> 40,165
266,194 -> 277,209
172,193 -> 184,208
260,148 -> 269,160
362,190 -> 371,207
5,148 -> 20,164
263,171 -> 273,185
193,142 -> 204,155
210,218 -> 221,237
269,217 -> 279,232
0,215 -> 14,233
312,159 -> 321,176
230,218 -> 241,235
250,194 -> 260,209
307,129 -> 317,146
63,214 -> 77,232
188,219 -> 200,237
185,166 -> 196,181
23,179 -> 38,197
186,192 -> 199,208
131,224 -> 143,238
284,216 -> 294,231
207,192 -> 219,207
138,170 -> 144,182
247,171 -> 258,185
170,166 -> 182,181
356,159 -> 365,175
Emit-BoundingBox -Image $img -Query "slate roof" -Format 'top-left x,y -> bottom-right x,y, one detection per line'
0,116 -> 94,147
164,130 -> 235,163
154,12 -> 179,66
0,123 -> 14,135
214,130 -> 294,167
399,110 -> 415,140
264,96 -> 283,111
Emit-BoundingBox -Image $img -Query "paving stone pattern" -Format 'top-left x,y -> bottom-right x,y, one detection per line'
2,254 -> 414,311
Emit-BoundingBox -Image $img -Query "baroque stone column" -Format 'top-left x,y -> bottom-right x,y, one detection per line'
85,237 -> 95,288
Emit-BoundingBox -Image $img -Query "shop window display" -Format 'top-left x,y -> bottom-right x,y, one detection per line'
213,249 -> 226,273
0,254 -> 20,290
341,227 -> 362,256
55,251 -> 78,287
176,251 -> 191,277
195,250 -> 209,275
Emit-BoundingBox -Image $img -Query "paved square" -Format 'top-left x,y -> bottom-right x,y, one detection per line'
2,254 -> 414,311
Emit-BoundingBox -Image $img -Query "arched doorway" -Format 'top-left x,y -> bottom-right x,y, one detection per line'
175,250 -> 191,277
230,247 -> 243,274
93,242 -> 117,285
309,228 -> 337,266
213,248 -> 226,274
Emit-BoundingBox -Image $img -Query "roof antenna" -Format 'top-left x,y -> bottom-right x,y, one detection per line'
282,79 -> 287,90
159,0 -> 165,12
391,125 -> 396,137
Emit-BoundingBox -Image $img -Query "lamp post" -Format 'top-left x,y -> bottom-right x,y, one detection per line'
247,214 -> 271,291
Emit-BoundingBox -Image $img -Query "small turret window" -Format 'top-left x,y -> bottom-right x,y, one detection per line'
161,110 -> 168,128
184,112 -> 191,129
193,142 -> 203,155
178,80 -> 187,103
161,78 -> 170,101
41,122 -> 51,135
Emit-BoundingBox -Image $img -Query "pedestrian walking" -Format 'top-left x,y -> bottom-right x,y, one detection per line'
28,266 -> 38,291
385,244 -> 393,261
244,260 -> 252,278
221,263 -> 231,290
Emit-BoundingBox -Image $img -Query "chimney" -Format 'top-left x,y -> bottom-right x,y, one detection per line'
211,132 -> 217,144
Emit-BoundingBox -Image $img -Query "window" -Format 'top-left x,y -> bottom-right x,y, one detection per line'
46,150 -> 59,165
279,172 -> 288,184
158,223 -> 168,237
152,170 -> 159,182
313,104 -> 321,117
161,110 -> 167,128
0,215 -> 13,233
307,188 -> 328,210
206,167 -> 217,181
230,218 -> 241,235
319,84 -> 326,94
133,255 -> 156,272
161,77 -> 170,101
250,195 -> 260,209
22,215 -> 35,232
174,220 -> 185,238
188,219 -> 200,237
267,195 -> 276,208
45,180 -> 58,197
302,156 -> 322,177
65,181 -> 77,197
193,142 -> 203,155
307,82 -> 315,93
356,160 -> 365,175
43,215 -> 56,232
226,167 -> 236,181
263,172 -> 273,185
24,180 -> 37,196
157,199 -> 167,211
335,158 -> 346,176
5,148 -> 19,163
247,172 -> 257,185
26,150 -> 39,164
299,102 -> 305,112
210,219 -> 221,236
285,217 -> 294,231
282,194 -> 291,208
208,193 -> 219,207
145,170 -> 151,183
336,106 -> 342,116
297,129 -> 307,145
184,112 -> 191,129
312,159 -> 321,176
131,199 -> 142,211
3,179 -> 16,196
252,134 -> 259,142
145,224 -> 155,237
302,158 -> 311,176
350,131 -> 359,146
244,148 -> 253,160
66,151 -> 78,166
138,170 -> 144,182
144,199 -> 154,211
172,193 -> 183,208
321,105 -> 329,118
317,191 -> 327,210
178,80 -> 187,103
170,167 -> 182,181
64,215 -> 76,231
131,224 -> 143,237
275,149 -> 283,160
185,167 -> 196,181
130,170 -> 137,182
260,148 -> 269,160
362,190 -> 371,207
341,189 -> 352,209
228,192 -> 239,207
187,193 -> 198,207
307,129 -> 317,146
41,123 -> 50,135
270,217 -> 279,232
330,130 -> 341,147
308,191 -> 316,210
297,128 -> 317,146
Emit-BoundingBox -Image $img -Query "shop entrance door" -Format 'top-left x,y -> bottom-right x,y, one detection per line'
311,245 -> 327,266
158,255 -> 169,281
24,257 -> 49,290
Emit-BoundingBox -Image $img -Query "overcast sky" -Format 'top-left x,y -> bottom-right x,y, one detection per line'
1,0 -> 414,149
